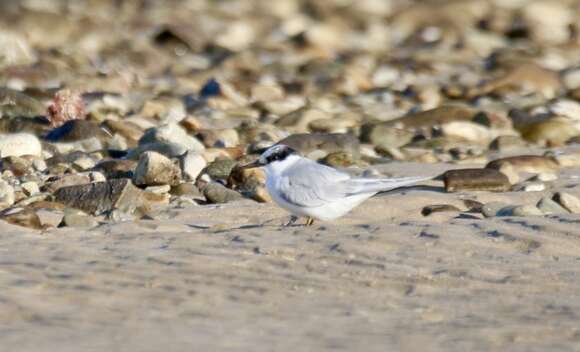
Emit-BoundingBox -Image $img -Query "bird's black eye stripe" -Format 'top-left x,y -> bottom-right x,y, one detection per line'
265,146 -> 296,163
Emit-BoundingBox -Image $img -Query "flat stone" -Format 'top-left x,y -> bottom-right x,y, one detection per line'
443,168 -> 510,192
54,178 -> 142,215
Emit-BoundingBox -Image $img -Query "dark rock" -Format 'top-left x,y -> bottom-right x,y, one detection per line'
54,178 -> 142,215
443,168 -> 510,192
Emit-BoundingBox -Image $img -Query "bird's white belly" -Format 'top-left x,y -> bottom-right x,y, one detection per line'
266,176 -> 374,220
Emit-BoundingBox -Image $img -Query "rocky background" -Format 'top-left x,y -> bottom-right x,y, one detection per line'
3,0 -> 580,351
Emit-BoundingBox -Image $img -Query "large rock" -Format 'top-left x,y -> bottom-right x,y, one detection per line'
133,151 -> 182,186
0,133 -> 42,157
54,178 -> 143,215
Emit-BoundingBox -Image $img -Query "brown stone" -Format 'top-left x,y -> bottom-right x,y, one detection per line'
443,168 -> 510,192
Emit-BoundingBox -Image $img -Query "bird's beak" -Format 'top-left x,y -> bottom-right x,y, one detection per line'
239,159 -> 263,169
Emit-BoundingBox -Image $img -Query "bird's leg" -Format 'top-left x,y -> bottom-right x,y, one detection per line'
285,215 -> 299,227
305,217 -> 315,226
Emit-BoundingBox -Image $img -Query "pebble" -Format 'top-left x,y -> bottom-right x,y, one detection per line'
486,155 -> 560,174
202,182 -> 244,204
0,180 -> 15,209
488,135 -> 526,151
20,182 -> 40,196
520,118 -> 579,146
179,151 -> 207,182
133,151 -> 182,187
60,208 -> 99,228
359,124 -> 414,149
482,202 -> 510,218
440,121 -> 493,144
0,133 -> 42,157
139,123 -> 205,153
513,182 -> 546,193
552,192 -> 580,214
511,205 -> 544,217
443,168 -> 510,192
536,197 -> 570,215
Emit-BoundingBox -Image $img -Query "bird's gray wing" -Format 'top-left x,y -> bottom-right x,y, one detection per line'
278,159 -> 353,207
345,175 -> 434,195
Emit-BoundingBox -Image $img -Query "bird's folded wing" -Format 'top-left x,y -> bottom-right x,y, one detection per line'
346,175 -> 434,195
278,160 -> 352,207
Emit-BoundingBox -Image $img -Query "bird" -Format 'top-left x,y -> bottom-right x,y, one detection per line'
241,144 -> 434,226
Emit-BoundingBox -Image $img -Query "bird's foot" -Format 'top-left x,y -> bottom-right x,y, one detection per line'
305,217 -> 315,226
284,215 -> 299,227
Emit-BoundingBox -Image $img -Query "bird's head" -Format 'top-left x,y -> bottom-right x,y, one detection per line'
240,144 -> 298,169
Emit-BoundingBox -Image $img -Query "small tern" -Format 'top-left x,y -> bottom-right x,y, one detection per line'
241,144 -> 433,226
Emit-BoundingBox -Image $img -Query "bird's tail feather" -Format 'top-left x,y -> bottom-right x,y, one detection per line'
348,175 -> 434,194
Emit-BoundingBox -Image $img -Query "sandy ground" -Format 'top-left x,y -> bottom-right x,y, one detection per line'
2,161 -> 580,352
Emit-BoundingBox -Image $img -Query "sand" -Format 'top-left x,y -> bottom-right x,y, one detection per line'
2,161 -> 580,352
